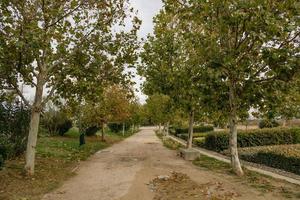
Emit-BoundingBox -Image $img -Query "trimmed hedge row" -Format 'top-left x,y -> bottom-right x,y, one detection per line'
202,128 -> 300,152
175,125 -> 214,134
177,132 -> 208,140
240,152 -> 300,175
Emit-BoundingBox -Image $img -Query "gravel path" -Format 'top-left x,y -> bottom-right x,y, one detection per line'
42,127 -> 293,200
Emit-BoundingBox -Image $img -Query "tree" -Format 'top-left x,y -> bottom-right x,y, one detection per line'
142,0 -> 299,176
172,0 -> 300,176
144,94 -> 172,133
0,0 -> 140,175
80,85 -> 134,140
140,4 -> 206,148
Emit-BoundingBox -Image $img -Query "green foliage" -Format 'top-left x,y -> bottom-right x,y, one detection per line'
0,101 -> 30,167
41,110 -> 72,136
240,144 -> 300,175
144,94 -> 172,125
259,119 -> 280,129
85,126 -> 100,136
175,126 -> 214,134
0,154 -> 3,169
177,132 -> 208,141
108,123 -> 130,133
203,128 -> 300,152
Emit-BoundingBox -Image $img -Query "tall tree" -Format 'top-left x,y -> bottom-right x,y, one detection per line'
0,0 -> 140,175
172,0 -> 300,175
144,94 -> 172,133
140,7 -> 206,147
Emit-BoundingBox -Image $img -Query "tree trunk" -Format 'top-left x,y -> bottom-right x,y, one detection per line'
166,121 -> 170,136
229,84 -> 244,176
132,124 -> 134,133
101,123 -> 105,141
25,74 -> 44,175
122,122 -> 125,136
186,110 -> 194,149
159,123 -> 161,133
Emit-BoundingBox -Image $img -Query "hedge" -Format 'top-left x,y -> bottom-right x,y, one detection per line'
202,127 -> 300,152
175,125 -> 214,135
239,145 -> 300,175
177,132 -> 209,140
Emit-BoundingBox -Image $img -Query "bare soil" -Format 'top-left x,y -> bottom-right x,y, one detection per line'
42,127 -> 300,200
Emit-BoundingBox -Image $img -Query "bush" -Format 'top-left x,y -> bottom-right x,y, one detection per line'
0,101 -> 30,168
239,144 -> 300,175
0,155 -> 3,169
202,127 -> 300,152
41,110 -> 72,136
259,119 -> 279,129
175,125 -> 214,135
57,120 -> 73,136
85,126 -> 100,136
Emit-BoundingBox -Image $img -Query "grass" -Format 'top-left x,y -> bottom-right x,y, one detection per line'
0,128 -> 138,200
156,131 -> 184,150
193,155 -> 300,198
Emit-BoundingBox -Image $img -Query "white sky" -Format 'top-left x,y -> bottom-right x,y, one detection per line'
23,0 -> 163,104
129,0 -> 163,104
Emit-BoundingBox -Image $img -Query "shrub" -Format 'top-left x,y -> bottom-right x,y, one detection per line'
85,126 -> 100,136
239,144 -> 300,175
259,119 -> 279,129
0,101 -> 30,168
57,120 -> 73,136
0,155 -> 3,169
175,125 -> 214,135
202,127 -> 300,152
41,110 -> 72,136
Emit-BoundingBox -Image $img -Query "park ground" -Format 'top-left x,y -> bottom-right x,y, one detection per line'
38,127 -> 300,200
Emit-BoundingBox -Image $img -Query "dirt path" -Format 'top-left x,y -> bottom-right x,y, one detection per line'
43,127 -> 291,200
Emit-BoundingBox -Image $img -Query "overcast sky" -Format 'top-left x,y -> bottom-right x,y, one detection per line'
129,0 -> 163,103
23,1 -> 163,104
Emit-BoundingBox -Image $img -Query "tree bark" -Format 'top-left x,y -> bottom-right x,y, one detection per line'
122,122 -> 125,136
159,123 -> 161,133
186,110 -> 194,149
166,121 -> 170,136
101,123 -> 105,141
229,83 -> 244,176
25,74 -> 44,175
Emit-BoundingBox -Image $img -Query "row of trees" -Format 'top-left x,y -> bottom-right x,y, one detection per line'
140,0 -> 300,176
0,0 -> 141,175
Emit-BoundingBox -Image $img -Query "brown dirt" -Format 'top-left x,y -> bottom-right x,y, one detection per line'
42,127 -> 299,200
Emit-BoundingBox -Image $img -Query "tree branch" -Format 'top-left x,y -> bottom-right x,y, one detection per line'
41,85 -> 56,107
10,82 -> 32,108
46,3 -> 85,28
279,31 -> 300,49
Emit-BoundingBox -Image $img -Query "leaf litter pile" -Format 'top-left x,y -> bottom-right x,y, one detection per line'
148,172 -> 240,200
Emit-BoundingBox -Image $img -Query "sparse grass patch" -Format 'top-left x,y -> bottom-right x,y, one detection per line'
156,131 -> 183,150
193,155 -> 230,172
